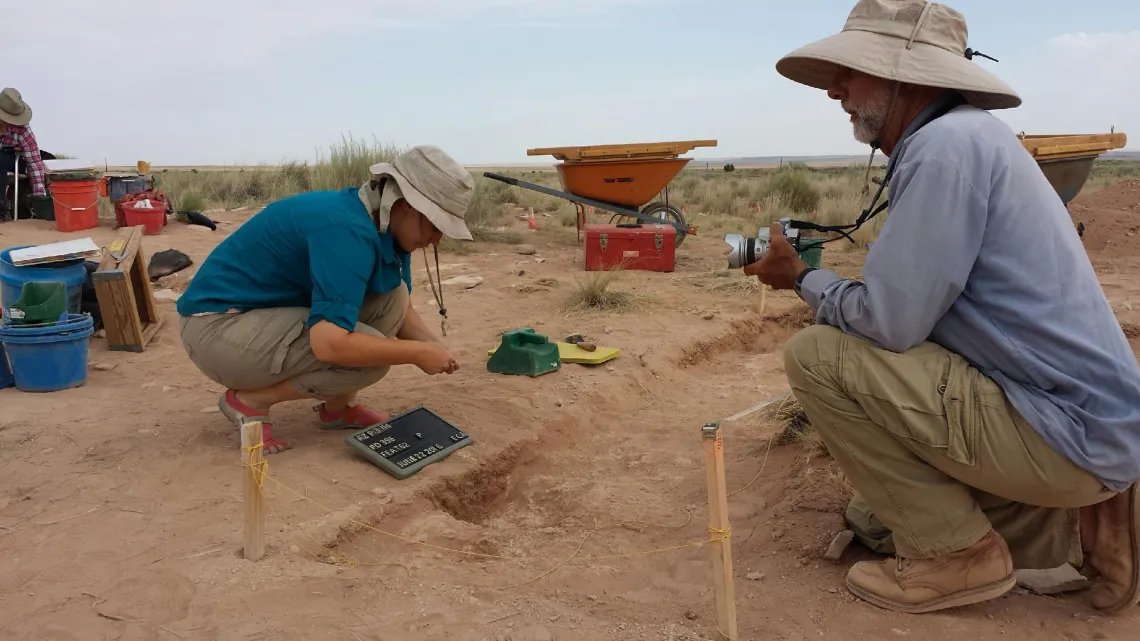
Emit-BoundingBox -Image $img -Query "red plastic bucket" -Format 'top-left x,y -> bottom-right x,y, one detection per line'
122,203 -> 166,235
50,179 -> 100,232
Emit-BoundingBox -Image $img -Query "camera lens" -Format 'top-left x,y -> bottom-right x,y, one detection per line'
742,238 -> 757,266
723,234 -> 743,269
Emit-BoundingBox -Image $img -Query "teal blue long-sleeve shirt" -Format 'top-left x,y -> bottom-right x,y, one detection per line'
799,102 -> 1140,493
176,187 -> 412,332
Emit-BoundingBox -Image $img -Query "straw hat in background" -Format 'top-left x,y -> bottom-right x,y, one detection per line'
0,88 -> 33,126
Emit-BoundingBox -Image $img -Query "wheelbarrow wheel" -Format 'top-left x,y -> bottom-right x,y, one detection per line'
610,201 -> 688,247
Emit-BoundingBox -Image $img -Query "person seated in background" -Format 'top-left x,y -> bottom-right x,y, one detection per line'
0,88 -> 47,220
746,0 -> 1140,616
177,145 -> 474,455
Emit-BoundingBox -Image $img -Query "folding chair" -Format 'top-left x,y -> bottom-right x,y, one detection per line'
3,154 -> 23,221
11,154 -> 18,221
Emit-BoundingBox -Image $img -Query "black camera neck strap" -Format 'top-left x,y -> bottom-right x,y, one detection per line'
791,89 -> 968,245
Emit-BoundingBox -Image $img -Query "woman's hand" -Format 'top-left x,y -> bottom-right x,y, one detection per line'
415,342 -> 459,375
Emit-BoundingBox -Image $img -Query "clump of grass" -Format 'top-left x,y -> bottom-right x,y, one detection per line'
763,394 -> 823,452
310,134 -> 403,192
465,175 -> 510,232
561,266 -> 636,312
176,190 -> 207,213
761,169 -> 821,214
148,135 -> 402,211
755,393 -> 852,496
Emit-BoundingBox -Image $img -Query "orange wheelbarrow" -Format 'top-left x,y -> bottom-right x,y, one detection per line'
483,139 -> 717,247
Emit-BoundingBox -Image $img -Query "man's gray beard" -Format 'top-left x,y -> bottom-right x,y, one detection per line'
847,88 -> 892,145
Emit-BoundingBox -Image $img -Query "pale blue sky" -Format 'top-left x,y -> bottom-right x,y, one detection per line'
6,1 -> 1137,166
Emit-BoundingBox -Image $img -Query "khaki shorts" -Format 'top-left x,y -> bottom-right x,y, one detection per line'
178,287 -> 408,399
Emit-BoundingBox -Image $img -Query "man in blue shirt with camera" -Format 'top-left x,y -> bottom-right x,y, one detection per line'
747,0 -> 1140,617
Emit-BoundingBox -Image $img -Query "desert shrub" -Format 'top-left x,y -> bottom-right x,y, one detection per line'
762,170 -> 821,214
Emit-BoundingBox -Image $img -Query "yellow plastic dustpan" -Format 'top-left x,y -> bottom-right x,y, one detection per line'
488,341 -> 619,365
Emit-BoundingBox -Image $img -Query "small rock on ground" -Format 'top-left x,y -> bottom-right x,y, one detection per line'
440,275 -> 483,289
153,288 -> 181,302
824,529 -> 855,561
516,245 -> 537,255
506,625 -> 554,641
1015,564 -> 1090,595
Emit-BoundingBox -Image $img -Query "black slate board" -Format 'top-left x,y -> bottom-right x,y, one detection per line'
345,405 -> 472,479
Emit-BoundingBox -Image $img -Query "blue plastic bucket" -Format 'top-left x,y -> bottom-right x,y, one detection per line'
0,343 -> 13,389
107,175 -> 154,203
0,246 -> 88,319
0,313 -> 94,392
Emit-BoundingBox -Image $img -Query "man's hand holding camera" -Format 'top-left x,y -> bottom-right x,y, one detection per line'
743,222 -> 810,290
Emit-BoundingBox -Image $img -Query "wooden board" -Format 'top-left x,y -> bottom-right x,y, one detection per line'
527,140 -> 718,163
1020,132 -> 1127,160
92,226 -> 163,352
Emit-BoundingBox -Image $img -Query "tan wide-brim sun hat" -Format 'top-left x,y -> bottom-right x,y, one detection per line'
775,0 -> 1021,111
370,145 -> 476,241
0,87 -> 32,126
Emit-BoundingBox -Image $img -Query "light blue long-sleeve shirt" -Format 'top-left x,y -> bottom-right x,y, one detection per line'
800,101 -> 1140,493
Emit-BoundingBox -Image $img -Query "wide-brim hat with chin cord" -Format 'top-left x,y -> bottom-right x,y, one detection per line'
0,88 -> 32,126
369,145 -> 475,241
774,0 -> 1021,110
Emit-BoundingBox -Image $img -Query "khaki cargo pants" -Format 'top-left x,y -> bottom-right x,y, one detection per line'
784,324 -> 1115,569
178,287 -> 408,399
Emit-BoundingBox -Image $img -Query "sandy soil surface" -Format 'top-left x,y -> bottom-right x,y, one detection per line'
1069,179 -> 1140,257
1,182 -> 1139,641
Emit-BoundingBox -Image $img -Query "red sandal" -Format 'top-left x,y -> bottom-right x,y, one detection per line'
314,401 -> 390,430
218,389 -> 292,455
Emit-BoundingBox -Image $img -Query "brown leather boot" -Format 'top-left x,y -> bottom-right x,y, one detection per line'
1080,483 -> 1140,613
845,529 -> 1016,613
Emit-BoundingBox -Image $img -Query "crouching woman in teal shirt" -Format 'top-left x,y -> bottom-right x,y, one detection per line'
176,146 -> 473,455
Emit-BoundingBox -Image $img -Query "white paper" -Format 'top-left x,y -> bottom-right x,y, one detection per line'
8,238 -> 101,266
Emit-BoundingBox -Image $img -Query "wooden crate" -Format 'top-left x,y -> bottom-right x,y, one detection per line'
93,225 -> 163,352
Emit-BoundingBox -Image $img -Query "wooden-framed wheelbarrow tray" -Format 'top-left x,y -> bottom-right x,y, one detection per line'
483,140 -> 717,247
1020,132 -> 1128,205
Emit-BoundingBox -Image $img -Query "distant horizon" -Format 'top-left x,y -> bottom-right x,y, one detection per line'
61,148 -> 1139,173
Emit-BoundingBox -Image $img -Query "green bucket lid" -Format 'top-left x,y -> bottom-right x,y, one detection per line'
5,281 -> 69,325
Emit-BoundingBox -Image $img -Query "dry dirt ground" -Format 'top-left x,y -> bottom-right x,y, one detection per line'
2,182 -> 1139,641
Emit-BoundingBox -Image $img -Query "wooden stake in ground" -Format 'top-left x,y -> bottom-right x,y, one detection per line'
759,283 -> 768,315
702,422 -> 738,640
242,421 -> 267,561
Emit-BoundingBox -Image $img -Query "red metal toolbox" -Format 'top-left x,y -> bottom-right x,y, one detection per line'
584,223 -> 676,272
